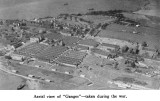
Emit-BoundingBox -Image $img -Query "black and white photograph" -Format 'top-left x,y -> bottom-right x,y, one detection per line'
0,1 -> 160,100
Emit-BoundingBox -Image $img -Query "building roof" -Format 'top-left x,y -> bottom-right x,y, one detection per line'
101,43 -> 119,48
74,45 -> 89,50
91,48 -> 109,56
78,38 -> 99,47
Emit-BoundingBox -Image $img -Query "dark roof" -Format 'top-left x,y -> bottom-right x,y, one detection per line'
101,43 -> 119,48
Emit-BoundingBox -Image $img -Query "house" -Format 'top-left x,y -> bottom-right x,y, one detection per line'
11,70 -> 18,73
74,45 -> 89,52
30,37 -> 39,43
114,81 -> 131,88
64,71 -> 70,74
80,74 -> 85,78
51,69 -> 57,71
45,79 -> 51,82
28,74 -> 34,78
5,45 -> 15,51
10,54 -> 25,61
59,62 -> 77,68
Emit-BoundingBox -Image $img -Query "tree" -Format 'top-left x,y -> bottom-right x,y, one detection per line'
5,55 -> 12,60
121,45 -> 129,53
141,41 -> 148,47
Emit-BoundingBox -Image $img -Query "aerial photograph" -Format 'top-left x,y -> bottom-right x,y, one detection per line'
0,0 -> 160,90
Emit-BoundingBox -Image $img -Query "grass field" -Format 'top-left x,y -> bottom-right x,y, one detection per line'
98,27 -> 160,49
0,70 -> 24,90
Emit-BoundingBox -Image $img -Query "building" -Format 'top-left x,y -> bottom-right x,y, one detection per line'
11,70 -> 18,73
91,48 -> 110,58
78,38 -> 99,48
10,54 -> 25,61
98,43 -> 120,51
74,45 -> 89,52
30,37 -> 39,43
60,31 -> 71,36
5,45 -> 15,51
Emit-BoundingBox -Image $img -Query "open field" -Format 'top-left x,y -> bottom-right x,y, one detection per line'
134,0 -> 160,17
98,26 -> 160,49
0,70 -> 24,90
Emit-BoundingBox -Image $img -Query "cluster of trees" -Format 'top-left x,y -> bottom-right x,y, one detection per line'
85,10 -> 140,27
141,41 -> 148,48
101,23 -> 109,30
121,45 -> 139,55
79,18 -> 93,24
85,10 -> 126,16
115,16 -> 140,26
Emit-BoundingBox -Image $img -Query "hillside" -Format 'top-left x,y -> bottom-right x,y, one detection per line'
0,0 -> 150,19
